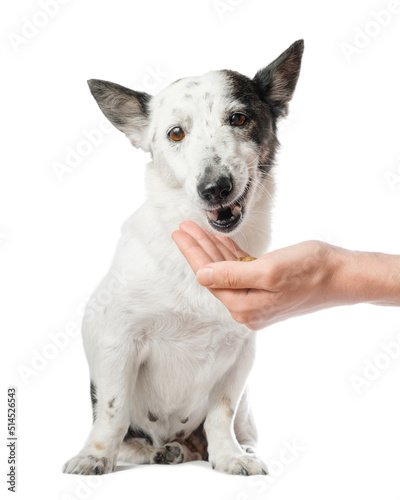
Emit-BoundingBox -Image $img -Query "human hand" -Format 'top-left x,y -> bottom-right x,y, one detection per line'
172,221 -> 345,330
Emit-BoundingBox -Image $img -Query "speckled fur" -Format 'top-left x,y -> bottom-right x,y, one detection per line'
63,40 -> 304,476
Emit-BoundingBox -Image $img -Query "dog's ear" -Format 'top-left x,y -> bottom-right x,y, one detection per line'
253,40 -> 304,118
87,79 -> 151,151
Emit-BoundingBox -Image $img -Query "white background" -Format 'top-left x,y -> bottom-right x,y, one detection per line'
2,0 -> 400,499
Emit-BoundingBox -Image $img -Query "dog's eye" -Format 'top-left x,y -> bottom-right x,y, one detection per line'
230,113 -> 247,127
168,127 -> 185,141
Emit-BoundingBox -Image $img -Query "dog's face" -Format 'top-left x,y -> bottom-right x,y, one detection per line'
88,40 -> 304,234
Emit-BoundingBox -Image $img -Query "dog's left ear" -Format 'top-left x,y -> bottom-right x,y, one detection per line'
87,79 -> 151,151
253,39 -> 304,118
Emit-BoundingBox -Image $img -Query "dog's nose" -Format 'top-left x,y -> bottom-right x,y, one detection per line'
197,176 -> 233,203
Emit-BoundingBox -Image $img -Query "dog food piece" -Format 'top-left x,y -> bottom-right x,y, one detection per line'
235,256 -> 257,262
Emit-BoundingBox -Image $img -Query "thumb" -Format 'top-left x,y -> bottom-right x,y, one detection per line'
196,261 -> 265,289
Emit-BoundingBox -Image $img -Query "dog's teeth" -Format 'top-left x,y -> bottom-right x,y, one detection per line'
207,211 -> 218,221
232,205 -> 241,217
230,216 -> 235,221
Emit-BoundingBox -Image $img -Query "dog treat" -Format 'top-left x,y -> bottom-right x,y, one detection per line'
235,256 -> 257,262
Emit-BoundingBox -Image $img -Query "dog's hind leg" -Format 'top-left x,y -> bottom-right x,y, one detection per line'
118,439 -> 201,465
118,438 -> 155,465
151,442 -> 202,465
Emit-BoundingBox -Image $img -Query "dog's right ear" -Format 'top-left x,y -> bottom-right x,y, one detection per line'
87,79 -> 151,151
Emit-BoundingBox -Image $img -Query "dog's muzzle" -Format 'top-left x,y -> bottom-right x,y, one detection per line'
197,177 -> 250,233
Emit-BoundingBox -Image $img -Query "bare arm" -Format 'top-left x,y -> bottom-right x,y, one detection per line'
172,221 -> 400,330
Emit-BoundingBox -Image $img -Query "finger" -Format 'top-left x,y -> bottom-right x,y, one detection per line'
179,221 -> 230,262
214,234 -> 248,260
172,230 -> 215,274
196,260 -> 275,290
172,228 -> 248,306
179,221 -> 247,261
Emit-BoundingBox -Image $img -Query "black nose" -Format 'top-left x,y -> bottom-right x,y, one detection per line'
197,176 -> 233,203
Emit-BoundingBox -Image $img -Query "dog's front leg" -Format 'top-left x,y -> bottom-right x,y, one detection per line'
205,338 -> 267,476
63,338 -> 144,475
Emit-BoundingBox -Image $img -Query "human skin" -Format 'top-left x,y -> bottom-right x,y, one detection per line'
172,221 -> 400,330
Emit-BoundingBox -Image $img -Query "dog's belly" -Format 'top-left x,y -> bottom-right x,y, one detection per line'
128,319 -> 249,447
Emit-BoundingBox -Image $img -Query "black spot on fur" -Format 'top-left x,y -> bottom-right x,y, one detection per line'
180,417 -> 189,424
90,382 -> 97,422
213,155 -> 221,165
148,411 -> 158,422
124,426 -> 153,446
108,398 -> 115,409
222,41 -> 303,176
176,430 -> 185,439
204,166 -> 213,177
223,69 -> 276,175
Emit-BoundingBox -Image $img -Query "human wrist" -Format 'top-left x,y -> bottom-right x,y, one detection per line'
361,251 -> 400,306
328,246 -> 400,306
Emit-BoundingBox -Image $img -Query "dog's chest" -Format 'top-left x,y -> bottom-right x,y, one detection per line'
129,314 -> 250,444
136,311 -> 247,397
98,212 -> 254,443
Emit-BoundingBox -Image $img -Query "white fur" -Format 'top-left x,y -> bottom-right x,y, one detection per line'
63,70 -> 275,476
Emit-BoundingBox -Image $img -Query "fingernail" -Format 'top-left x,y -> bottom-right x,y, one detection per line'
196,267 -> 214,286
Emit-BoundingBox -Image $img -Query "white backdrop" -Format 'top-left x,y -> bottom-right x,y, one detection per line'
2,0 -> 400,499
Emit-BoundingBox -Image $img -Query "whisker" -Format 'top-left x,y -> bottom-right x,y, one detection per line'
247,179 -> 277,208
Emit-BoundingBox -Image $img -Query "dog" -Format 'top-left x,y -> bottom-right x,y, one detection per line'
63,40 -> 304,476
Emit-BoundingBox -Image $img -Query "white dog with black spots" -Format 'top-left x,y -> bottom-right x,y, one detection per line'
63,40 -> 304,476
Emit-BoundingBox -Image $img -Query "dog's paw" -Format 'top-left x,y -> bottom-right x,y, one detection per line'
151,442 -> 184,465
63,454 -> 114,475
212,453 -> 268,476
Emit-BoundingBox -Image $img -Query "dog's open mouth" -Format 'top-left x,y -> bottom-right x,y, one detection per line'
206,181 -> 250,233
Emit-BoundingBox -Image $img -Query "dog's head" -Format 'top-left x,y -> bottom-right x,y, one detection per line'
88,40 -> 304,235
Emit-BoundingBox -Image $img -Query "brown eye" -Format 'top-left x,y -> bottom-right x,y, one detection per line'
230,113 -> 247,127
168,127 -> 185,141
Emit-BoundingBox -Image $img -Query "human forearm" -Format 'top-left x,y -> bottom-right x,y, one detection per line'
172,222 -> 400,329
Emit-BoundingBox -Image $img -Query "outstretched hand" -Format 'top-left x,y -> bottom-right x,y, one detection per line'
172,221 -> 341,330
